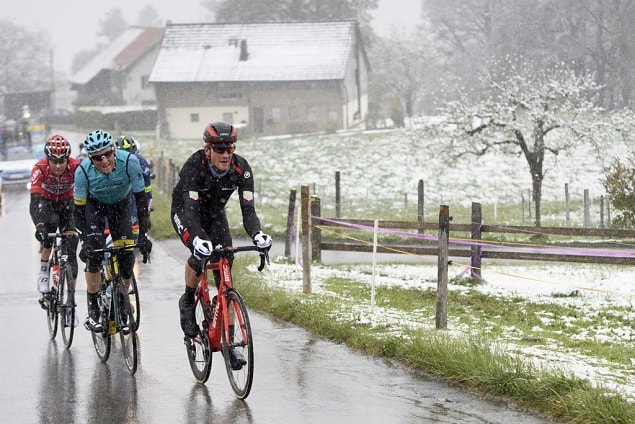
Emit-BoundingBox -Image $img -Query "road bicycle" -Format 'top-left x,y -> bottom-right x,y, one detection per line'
104,229 -> 142,331
184,244 -> 269,399
40,231 -> 78,349
89,242 -> 141,375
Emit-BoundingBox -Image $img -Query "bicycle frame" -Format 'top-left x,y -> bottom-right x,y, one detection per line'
44,231 -> 77,348
90,242 -> 140,375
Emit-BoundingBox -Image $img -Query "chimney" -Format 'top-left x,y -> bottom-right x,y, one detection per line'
239,39 -> 248,61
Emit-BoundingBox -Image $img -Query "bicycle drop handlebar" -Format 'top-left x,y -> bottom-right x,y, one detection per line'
203,245 -> 270,272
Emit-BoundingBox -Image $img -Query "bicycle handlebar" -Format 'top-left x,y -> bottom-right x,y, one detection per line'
46,231 -> 79,238
205,245 -> 270,272
92,244 -> 141,254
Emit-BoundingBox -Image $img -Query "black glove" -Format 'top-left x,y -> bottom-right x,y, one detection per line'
139,214 -> 151,234
79,244 -> 93,263
138,236 -> 152,264
34,224 -> 49,244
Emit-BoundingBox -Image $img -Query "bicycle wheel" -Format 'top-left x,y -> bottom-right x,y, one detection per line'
118,284 -> 138,375
58,264 -> 75,349
91,285 -> 111,362
128,272 -> 140,331
185,295 -> 212,383
221,289 -> 254,399
46,287 -> 58,340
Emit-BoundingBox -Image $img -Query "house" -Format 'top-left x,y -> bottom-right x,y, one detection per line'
148,20 -> 369,139
69,26 -> 165,111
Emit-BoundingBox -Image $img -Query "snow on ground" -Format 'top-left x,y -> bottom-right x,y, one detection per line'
259,256 -> 635,403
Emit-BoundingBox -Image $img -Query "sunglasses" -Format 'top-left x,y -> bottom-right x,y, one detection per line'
49,157 -> 67,164
90,148 -> 115,162
211,144 -> 236,154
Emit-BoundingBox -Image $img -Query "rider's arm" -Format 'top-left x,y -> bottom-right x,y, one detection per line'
73,165 -> 89,235
236,159 -> 262,238
171,152 -> 209,249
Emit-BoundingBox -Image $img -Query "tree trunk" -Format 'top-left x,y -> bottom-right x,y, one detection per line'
532,174 -> 543,227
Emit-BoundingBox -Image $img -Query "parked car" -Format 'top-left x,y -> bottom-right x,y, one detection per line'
0,144 -> 42,190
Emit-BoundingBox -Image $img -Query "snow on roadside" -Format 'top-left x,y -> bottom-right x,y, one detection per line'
260,258 -> 635,402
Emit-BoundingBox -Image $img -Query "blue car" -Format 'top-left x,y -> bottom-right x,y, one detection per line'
0,144 -> 44,189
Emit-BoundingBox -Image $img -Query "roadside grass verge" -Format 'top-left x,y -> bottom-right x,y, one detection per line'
231,257 -> 635,424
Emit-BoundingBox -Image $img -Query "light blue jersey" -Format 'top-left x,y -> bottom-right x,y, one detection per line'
74,149 -> 145,205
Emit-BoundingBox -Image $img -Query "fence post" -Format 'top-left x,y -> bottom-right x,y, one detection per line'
311,196 -> 321,262
417,180 -> 424,233
335,171 -> 341,218
285,189 -> 297,257
565,183 -> 570,226
471,202 -> 482,281
600,195 -> 605,229
436,205 -> 449,330
584,189 -> 590,228
301,185 -> 311,294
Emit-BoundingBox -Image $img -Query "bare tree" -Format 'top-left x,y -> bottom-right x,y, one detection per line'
98,8 -> 128,42
440,60 -> 633,226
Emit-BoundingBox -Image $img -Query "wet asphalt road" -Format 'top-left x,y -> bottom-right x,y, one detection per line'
0,188 -> 551,423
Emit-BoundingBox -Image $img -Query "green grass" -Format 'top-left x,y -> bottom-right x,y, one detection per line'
229,257 -> 635,423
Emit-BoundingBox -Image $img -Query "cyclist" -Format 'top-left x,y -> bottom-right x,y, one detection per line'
114,135 -> 154,238
171,121 -> 272,370
30,135 -> 80,327
74,130 -> 152,332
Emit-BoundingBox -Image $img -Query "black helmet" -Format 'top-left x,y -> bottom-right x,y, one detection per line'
115,135 -> 138,154
203,122 -> 237,145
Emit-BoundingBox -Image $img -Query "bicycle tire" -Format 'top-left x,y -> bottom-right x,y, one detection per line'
58,264 -> 75,349
221,289 -> 254,399
91,283 -> 111,362
46,287 -> 58,340
128,272 -> 140,331
118,284 -> 138,375
185,295 -> 212,383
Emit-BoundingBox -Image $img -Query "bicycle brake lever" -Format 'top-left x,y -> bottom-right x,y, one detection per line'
257,251 -> 269,271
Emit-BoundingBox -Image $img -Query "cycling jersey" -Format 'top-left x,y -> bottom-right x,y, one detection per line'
30,157 -> 80,202
171,150 -> 261,250
74,149 -> 145,206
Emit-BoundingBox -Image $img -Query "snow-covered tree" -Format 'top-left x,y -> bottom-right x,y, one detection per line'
0,20 -> 52,93
439,60 -> 634,226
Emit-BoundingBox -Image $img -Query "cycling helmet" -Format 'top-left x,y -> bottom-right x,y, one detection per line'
115,135 -> 138,154
203,122 -> 237,145
44,135 -> 71,159
83,130 -> 113,154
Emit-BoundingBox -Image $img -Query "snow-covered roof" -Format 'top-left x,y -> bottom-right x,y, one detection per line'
149,21 -> 357,83
70,27 -> 165,85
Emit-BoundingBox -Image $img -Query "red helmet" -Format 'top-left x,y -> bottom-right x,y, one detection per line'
44,135 -> 71,159
203,122 -> 237,145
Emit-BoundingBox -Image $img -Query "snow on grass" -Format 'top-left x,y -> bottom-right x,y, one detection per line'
258,257 -> 635,402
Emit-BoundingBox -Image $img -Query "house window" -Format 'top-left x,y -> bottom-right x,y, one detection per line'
289,106 -> 300,122
141,75 -> 149,89
190,113 -> 199,122
306,106 -> 317,122
271,107 -> 281,123
328,106 -> 338,120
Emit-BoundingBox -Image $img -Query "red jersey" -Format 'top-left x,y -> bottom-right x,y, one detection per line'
30,157 -> 80,201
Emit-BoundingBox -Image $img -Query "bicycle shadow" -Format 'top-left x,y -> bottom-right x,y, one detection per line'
185,383 -> 254,423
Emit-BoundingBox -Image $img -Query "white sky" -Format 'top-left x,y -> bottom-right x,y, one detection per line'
2,0 -> 421,75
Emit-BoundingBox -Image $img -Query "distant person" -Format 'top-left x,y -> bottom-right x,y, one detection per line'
170,121 -> 271,370
30,135 -> 80,326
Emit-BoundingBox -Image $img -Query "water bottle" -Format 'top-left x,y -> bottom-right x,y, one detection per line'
102,252 -> 111,280
105,285 -> 112,308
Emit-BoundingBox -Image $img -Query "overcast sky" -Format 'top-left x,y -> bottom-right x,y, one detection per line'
3,0 -> 421,75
